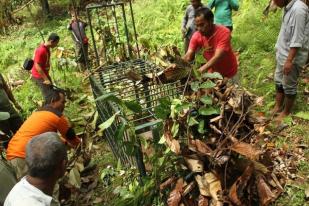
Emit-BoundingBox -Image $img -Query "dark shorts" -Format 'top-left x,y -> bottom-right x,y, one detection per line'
75,42 -> 89,65
31,77 -> 54,101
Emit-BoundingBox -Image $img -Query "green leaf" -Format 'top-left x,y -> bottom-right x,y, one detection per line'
200,95 -> 212,105
294,111 -> 309,120
115,123 -> 126,142
198,120 -> 205,134
202,72 -> 223,79
190,81 -> 200,92
98,111 -> 120,131
154,98 -> 171,119
124,100 -> 142,113
158,135 -> 166,144
200,80 -> 216,89
188,116 -> 199,126
198,106 -> 219,116
171,122 -> 179,137
95,93 -> 122,105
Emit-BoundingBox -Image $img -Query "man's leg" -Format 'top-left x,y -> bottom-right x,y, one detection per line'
32,77 -> 53,101
272,63 -> 284,115
276,64 -> 301,121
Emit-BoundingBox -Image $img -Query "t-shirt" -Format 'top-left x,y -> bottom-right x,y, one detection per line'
68,20 -> 88,44
31,44 -> 50,79
189,25 -> 237,78
208,0 -> 239,27
6,106 -> 74,160
4,177 -> 52,206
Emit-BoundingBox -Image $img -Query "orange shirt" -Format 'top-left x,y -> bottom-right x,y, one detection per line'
6,108 -> 72,160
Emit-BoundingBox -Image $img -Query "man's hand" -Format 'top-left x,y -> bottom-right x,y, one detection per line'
181,28 -> 187,38
283,60 -> 293,75
43,79 -> 51,85
166,63 -> 177,71
198,63 -> 209,73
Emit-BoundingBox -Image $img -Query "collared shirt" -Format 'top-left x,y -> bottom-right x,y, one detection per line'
275,0 -> 309,66
68,20 -> 88,44
182,4 -> 206,38
208,0 -> 239,27
4,177 -> 53,206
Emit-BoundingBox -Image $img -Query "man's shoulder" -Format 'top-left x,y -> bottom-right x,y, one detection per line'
186,5 -> 194,11
215,25 -> 231,37
35,44 -> 48,54
292,0 -> 309,12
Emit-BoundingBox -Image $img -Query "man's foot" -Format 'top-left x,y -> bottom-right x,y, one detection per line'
270,106 -> 282,118
274,111 -> 288,125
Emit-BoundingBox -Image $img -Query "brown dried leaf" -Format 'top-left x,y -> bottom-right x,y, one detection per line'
229,165 -> 254,206
160,176 -> 177,191
164,123 -> 181,154
93,197 -> 103,204
189,139 -> 213,156
183,181 -> 196,196
198,195 -> 209,206
206,172 -> 223,204
257,176 -> 276,206
184,156 -> 204,172
167,178 -> 184,206
231,142 -> 262,160
195,175 -> 211,196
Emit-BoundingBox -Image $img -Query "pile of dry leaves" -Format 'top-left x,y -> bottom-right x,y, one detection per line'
158,74 -> 303,206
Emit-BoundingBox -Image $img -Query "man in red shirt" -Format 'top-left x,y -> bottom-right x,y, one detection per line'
184,7 -> 238,79
31,33 -> 60,100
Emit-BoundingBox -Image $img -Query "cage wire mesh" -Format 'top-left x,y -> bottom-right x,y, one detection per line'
87,1 -> 184,173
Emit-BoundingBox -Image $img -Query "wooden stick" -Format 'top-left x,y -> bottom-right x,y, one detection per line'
12,0 -> 35,14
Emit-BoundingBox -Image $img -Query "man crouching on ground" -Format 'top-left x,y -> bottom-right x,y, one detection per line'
4,132 -> 67,206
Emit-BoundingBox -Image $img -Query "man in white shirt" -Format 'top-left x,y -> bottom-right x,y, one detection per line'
4,132 -> 67,206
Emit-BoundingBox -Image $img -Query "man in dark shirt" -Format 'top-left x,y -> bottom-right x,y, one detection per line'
68,11 -> 89,70
0,73 -> 23,147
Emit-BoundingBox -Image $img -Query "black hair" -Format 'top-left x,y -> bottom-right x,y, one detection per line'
44,88 -> 65,105
194,7 -> 214,22
48,33 -> 60,43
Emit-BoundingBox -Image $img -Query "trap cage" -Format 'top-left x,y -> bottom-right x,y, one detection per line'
87,1 -> 184,175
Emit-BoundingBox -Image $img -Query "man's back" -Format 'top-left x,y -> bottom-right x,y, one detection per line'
6,108 -> 69,160
4,177 -> 52,206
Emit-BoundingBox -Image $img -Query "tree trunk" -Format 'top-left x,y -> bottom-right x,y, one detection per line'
40,0 -> 50,16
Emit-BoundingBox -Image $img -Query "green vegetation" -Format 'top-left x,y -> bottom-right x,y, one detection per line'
0,0 -> 308,205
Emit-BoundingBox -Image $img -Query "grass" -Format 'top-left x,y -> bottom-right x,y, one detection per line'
0,0 -> 308,205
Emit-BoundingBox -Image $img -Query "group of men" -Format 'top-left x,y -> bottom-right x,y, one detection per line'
0,10 -> 88,206
181,0 -> 309,122
0,86 -> 80,205
33,11 -> 89,101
